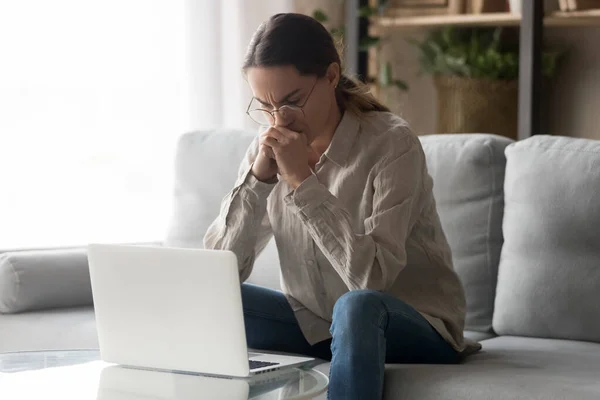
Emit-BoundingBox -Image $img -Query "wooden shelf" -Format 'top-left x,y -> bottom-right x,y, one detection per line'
548,9 -> 600,26
375,12 -> 519,28
374,10 -> 600,29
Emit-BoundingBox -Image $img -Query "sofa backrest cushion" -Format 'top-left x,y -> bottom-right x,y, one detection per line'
164,130 -> 281,290
493,135 -> 600,342
0,248 -> 92,313
420,134 -> 513,334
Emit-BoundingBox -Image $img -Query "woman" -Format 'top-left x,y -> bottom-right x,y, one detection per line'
204,13 -> 479,399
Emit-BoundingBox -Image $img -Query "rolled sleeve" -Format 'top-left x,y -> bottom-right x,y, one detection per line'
240,166 -> 277,200
284,174 -> 332,219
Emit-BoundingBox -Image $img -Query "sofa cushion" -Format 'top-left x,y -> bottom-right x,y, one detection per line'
164,130 -> 281,290
494,135 -> 600,342
463,330 -> 496,342
419,134 -> 512,334
0,248 -> 93,314
0,306 -> 98,352
313,336 -> 600,400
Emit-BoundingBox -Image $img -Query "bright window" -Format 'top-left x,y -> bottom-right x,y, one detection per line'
0,1 -> 188,249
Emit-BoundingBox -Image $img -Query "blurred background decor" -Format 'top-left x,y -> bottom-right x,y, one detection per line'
410,27 -> 562,139
313,3 -> 410,100
469,0 -> 507,13
296,0 -> 600,140
383,0 -> 465,16
558,0 -> 600,11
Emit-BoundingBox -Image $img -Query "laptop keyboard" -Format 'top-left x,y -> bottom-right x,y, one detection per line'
249,360 -> 280,370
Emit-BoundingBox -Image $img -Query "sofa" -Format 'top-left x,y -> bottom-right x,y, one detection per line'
1,128 -> 600,399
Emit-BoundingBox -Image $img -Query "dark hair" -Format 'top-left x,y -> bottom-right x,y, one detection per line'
243,13 -> 389,114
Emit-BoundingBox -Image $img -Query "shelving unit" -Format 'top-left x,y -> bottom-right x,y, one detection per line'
353,0 -> 600,140
374,12 -> 520,28
372,9 -> 600,29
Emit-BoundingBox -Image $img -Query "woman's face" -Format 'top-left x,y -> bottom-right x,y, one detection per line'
246,64 -> 339,144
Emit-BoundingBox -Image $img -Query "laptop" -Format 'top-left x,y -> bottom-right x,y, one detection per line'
87,244 -> 315,378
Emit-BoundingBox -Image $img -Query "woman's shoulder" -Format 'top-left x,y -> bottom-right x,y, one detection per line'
357,111 -> 420,158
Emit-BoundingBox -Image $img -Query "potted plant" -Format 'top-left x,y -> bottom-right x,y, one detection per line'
410,27 -> 562,139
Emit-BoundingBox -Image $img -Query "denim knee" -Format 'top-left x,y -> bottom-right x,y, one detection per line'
331,290 -> 386,335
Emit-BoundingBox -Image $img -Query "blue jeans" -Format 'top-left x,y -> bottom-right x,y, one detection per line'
241,283 -> 460,400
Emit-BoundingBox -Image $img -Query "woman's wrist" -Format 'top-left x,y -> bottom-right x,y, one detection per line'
260,175 -> 279,184
252,172 -> 278,184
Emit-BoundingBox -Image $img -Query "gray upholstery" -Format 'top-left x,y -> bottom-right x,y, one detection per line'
313,336 -> 600,399
494,136 -> 600,342
164,129 -> 254,249
420,134 -> 512,334
463,330 -> 496,342
0,248 -> 92,313
0,306 -> 97,352
164,129 -> 281,290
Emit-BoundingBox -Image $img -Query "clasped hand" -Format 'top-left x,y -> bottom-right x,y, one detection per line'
258,126 -> 312,189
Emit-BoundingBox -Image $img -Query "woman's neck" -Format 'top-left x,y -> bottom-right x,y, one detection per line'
310,102 -> 343,156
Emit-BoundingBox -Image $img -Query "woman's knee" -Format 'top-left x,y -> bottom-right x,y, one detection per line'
240,282 -> 257,302
332,290 -> 386,330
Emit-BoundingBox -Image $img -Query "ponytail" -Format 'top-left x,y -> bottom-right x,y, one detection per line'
335,74 -> 390,114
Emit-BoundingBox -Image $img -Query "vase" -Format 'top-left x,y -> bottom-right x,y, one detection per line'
434,75 -> 519,140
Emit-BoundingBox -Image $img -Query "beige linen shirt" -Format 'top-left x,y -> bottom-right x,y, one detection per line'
204,111 -> 480,354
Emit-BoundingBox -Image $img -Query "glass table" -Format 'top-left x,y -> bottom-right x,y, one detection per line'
0,350 -> 328,400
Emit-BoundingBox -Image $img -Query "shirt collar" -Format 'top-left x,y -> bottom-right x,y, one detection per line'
323,111 -> 360,167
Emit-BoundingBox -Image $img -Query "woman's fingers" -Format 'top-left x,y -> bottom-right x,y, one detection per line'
273,125 -> 308,147
260,136 -> 280,151
262,127 -> 287,144
260,144 -> 276,159
273,125 -> 300,139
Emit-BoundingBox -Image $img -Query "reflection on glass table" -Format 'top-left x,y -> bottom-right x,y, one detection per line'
0,350 -> 328,400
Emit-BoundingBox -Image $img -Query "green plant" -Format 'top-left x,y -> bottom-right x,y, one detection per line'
312,4 -> 408,91
410,26 -> 563,80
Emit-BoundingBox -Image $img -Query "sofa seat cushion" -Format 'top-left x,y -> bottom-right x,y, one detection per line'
0,248 -> 93,314
313,336 -> 600,400
0,306 -> 98,353
419,134 -> 512,334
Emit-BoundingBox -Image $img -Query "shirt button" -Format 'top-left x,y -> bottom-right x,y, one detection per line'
307,260 -> 315,266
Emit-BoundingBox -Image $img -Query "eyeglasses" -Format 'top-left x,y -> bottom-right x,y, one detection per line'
246,79 -> 318,126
